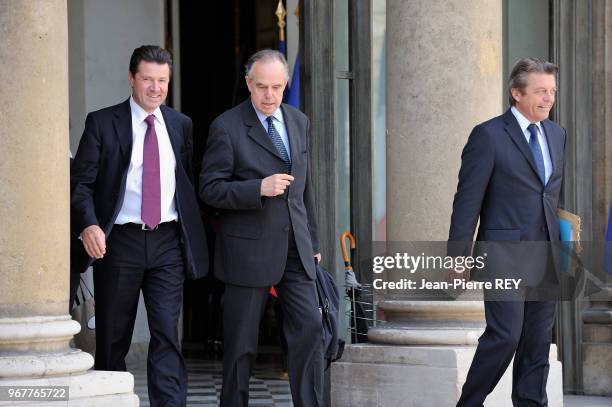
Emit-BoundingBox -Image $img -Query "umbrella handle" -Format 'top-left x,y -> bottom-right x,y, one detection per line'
340,231 -> 356,271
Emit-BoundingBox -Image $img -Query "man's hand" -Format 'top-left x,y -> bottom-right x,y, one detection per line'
314,253 -> 322,264
81,225 -> 106,259
261,174 -> 294,197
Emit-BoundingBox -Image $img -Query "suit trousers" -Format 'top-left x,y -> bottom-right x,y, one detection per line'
93,221 -> 187,407
457,295 -> 556,407
221,231 -> 324,407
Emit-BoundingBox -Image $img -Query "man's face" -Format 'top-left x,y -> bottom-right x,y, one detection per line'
511,73 -> 556,123
245,59 -> 288,116
128,61 -> 170,113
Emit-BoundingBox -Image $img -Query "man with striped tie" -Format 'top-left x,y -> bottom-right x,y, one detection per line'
71,45 -> 208,407
200,49 -> 323,407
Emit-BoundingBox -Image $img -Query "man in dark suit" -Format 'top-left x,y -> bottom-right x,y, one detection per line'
71,45 -> 208,407
449,58 -> 565,406
200,49 -> 323,407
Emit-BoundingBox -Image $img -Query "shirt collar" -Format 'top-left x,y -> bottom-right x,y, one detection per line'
130,96 -> 162,125
251,101 -> 284,128
511,105 -> 542,136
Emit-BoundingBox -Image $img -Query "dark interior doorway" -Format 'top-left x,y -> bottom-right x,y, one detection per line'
178,0 -> 285,360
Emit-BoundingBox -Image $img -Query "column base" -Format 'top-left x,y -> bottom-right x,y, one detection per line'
0,315 -> 94,378
331,344 -> 563,406
368,327 -> 484,345
582,337 -> 612,395
582,309 -> 612,395
370,300 -> 486,345
0,370 -> 139,406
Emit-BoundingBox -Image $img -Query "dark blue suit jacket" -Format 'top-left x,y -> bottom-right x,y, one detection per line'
71,99 -> 208,279
449,109 -> 566,286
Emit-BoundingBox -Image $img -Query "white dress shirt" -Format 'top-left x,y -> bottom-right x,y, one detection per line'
511,106 -> 552,184
115,97 -> 178,225
253,103 -> 291,160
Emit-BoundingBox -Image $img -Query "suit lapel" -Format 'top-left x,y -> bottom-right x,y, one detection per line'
281,104 -> 300,163
503,109 -> 542,183
113,99 -> 133,162
161,105 -> 181,158
541,119 -> 558,166
242,101 -> 285,161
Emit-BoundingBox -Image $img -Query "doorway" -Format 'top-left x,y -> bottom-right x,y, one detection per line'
177,0 -> 285,362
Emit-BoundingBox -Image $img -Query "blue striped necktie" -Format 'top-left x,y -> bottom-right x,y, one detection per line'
266,116 -> 291,174
527,123 -> 546,185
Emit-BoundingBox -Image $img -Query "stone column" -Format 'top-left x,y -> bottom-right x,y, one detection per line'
0,1 -> 136,405
331,1 -> 562,405
581,0 -> 612,396
370,0 -> 502,348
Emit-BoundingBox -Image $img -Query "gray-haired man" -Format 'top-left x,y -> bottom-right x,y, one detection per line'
200,49 -> 323,407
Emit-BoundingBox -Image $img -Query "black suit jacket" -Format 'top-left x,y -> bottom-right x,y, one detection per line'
71,99 -> 208,279
199,100 -> 319,287
449,109 -> 566,286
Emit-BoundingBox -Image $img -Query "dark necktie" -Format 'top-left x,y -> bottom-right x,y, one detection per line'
266,116 -> 291,174
142,115 -> 161,228
527,123 -> 546,185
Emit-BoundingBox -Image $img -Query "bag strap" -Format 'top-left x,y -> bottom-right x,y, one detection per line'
74,290 -> 82,307
79,276 -> 94,299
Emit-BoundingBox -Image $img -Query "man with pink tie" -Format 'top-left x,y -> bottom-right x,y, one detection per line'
71,45 -> 208,407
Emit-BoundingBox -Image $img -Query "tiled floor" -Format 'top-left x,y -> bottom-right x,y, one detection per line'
129,359 -> 612,407
131,359 -> 293,407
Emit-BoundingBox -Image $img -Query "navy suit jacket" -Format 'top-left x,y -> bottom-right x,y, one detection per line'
71,99 -> 208,279
199,100 -> 319,287
449,109 -> 566,285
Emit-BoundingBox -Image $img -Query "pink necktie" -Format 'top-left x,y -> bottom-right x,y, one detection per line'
142,115 -> 161,229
